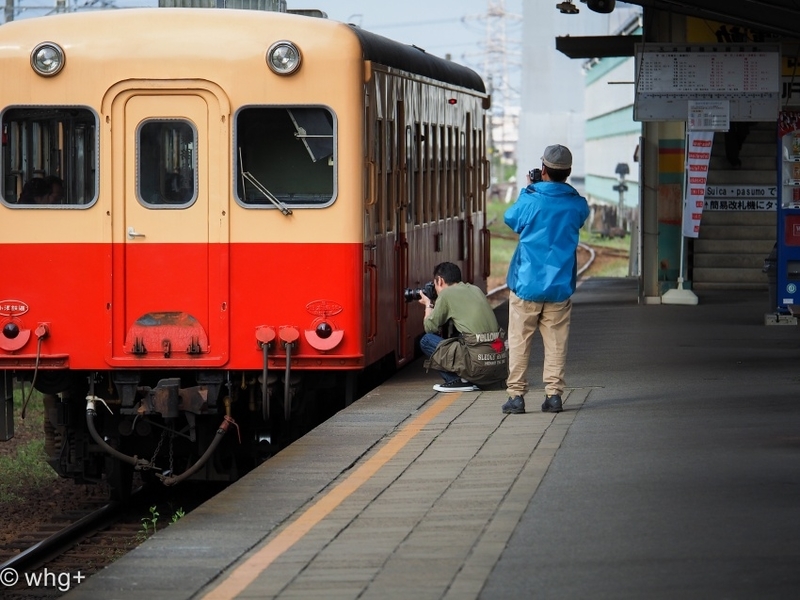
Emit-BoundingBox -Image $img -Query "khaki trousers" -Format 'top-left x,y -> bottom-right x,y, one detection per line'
506,291 -> 572,398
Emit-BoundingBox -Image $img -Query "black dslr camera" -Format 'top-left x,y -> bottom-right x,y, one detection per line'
528,168 -> 542,183
403,280 -> 437,304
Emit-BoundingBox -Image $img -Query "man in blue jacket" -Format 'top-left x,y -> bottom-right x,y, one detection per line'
501,144 -> 590,415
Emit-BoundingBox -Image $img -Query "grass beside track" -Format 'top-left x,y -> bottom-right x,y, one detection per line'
0,390 -> 56,503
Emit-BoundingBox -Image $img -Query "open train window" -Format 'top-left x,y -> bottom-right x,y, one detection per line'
1,107 -> 97,208
235,106 -> 335,208
138,120 -> 196,207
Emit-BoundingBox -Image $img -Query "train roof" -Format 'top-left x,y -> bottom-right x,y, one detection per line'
0,8 -> 485,95
347,26 -> 487,94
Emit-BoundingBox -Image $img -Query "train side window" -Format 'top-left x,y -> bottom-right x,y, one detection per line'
406,125 -> 415,225
447,126 -> 455,218
418,123 -> 428,225
1,107 -> 97,208
431,123 -> 439,222
413,123 -> 424,226
439,125 -> 447,219
386,123 -> 395,232
459,129 -> 466,213
138,120 -> 196,207
236,106 -> 335,208
376,120 -> 385,234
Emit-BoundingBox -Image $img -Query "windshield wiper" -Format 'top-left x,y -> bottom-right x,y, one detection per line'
238,149 -> 293,216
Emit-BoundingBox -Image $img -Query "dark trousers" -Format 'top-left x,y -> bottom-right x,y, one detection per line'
420,333 -> 460,383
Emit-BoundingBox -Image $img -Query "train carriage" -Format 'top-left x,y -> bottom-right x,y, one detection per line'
0,6 -> 490,495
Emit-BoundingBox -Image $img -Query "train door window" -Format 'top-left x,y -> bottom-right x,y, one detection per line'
138,120 -> 196,207
1,107 -> 97,208
236,107 -> 335,208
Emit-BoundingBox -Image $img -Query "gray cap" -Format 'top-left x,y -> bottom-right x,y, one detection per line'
541,144 -> 572,170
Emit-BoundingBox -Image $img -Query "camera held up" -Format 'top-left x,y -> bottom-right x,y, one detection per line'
529,168 -> 542,183
404,280 -> 437,304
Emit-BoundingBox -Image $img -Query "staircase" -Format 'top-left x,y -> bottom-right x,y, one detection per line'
691,122 -> 776,290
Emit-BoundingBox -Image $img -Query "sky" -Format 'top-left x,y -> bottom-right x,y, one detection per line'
290,0 -> 523,79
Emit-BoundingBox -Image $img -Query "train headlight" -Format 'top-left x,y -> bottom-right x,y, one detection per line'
31,42 -> 65,77
31,42 -> 66,77
266,41 -> 301,75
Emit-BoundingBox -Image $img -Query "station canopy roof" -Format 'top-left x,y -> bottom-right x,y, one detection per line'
557,0 -> 800,59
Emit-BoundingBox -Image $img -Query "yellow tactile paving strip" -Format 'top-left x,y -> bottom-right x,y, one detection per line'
202,388 -> 590,600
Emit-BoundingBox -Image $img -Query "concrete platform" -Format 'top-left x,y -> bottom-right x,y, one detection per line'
63,277 -> 800,599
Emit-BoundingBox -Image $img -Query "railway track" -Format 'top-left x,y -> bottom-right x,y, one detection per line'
0,484 -> 220,599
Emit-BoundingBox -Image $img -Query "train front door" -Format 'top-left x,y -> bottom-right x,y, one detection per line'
108,85 -> 229,366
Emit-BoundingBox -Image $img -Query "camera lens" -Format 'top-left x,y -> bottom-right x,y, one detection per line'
403,288 -> 421,303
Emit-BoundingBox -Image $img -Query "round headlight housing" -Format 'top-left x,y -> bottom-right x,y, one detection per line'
315,322 -> 333,339
31,42 -> 65,77
267,41 -> 301,75
3,322 -> 20,339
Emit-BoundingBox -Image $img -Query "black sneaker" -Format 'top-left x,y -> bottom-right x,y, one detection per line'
541,394 -> 563,413
502,395 -> 525,414
433,380 -> 480,392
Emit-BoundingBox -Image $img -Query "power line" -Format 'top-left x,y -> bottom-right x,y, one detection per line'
471,0 -> 521,183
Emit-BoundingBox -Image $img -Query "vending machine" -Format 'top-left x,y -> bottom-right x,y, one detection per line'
777,111 -> 800,313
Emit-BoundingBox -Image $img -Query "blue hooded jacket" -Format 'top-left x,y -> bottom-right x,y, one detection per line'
504,181 -> 590,302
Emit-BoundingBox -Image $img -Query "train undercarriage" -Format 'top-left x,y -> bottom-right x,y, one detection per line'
22,367 -> 359,499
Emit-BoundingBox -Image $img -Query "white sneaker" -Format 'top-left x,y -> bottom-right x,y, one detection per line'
433,380 -> 480,392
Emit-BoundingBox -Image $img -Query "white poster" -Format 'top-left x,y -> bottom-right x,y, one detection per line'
688,100 -> 730,132
683,131 -> 714,238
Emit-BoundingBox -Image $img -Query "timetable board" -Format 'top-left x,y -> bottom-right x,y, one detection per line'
633,44 -> 781,122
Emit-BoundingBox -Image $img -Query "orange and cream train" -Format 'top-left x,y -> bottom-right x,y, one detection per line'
0,6 -> 490,495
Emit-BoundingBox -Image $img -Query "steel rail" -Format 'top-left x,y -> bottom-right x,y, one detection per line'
0,501 -> 124,574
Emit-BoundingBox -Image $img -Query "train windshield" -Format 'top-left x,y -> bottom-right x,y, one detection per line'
236,106 -> 335,208
138,120 -> 197,207
0,107 -> 97,208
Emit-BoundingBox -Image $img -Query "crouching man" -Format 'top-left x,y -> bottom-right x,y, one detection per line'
418,262 -> 508,392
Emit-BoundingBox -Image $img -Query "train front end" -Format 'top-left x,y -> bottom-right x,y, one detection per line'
0,8 -> 368,495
